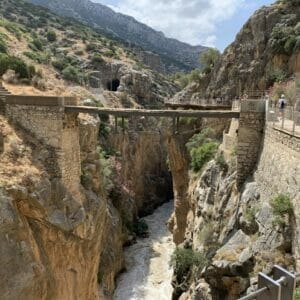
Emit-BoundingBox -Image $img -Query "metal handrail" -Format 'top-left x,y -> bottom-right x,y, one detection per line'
238,287 -> 268,300
239,270 -> 300,300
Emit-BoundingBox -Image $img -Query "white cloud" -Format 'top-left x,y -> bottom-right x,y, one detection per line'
100,0 -> 244,47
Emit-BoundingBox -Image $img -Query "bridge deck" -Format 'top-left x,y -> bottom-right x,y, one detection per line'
65,106 -> 240,119
165,103 -> 232,110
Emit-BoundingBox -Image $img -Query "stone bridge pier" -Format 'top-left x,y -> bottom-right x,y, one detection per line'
5,95 -> 82,198
237,100 -> 266,188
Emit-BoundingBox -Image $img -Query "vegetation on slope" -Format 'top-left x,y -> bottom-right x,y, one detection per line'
0,0 -> 137,88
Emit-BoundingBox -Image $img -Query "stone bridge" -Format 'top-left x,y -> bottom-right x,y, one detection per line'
0,95 -> 266,188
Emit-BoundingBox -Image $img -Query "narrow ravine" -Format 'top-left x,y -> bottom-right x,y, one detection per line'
113,201 -> 175,300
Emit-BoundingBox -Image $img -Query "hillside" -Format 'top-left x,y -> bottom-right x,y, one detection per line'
0,0 -> 177,106
27,0 -> 207,73
171,0 -> 300,103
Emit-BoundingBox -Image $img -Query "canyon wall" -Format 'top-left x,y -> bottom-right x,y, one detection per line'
169,116 -> 300,299
0,104 -> 108,299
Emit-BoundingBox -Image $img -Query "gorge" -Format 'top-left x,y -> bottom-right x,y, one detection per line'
0,0 -> 300,299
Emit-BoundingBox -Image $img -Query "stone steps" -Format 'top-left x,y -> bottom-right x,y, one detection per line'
0,82 -> 10,115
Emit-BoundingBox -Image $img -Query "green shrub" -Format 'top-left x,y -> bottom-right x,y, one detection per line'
0,39 -> 7,54
99,149 -> 113,194
52,59 -> 67,71
0,54 -> 30,78
103,50 -> 116,58
129,219 -> 149,237
46,30 -> 57,42
31,38 -> 43,51
170,248 -> 207,279
190,142 -> 219,172
91,54 -> 104,64
245,206 -> 259,223
186,128 -> 219,172
270,194 -> 293,216
266,66 -> 287,86
216,153 -> 228,172
23,51 -> 50,64
284,35 -> 297,54
62,65 -> 81,83
27,65 -> 36,79
199,48 -> 221,74
186,128 -> 216,151
296,287 -> 300,300
99,123 -> 111,138
198,221 -> 215,244
80,171 -> 91,186
86,43 -> 97,52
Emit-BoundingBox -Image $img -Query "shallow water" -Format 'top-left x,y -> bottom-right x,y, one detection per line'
113,201 -> 175,300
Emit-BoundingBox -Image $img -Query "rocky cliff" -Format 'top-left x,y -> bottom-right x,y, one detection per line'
172,0 -> 300,103
167,120 -> 300,300
27,0 -> 207,73
0,113 -> 108,299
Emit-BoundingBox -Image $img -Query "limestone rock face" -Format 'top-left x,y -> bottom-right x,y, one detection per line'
172,154 -> 295,299
0,116 -> 107,300
88,60 -> 178,107
108,131 -> 172,217
207,1 -> 300,99
172,1 -> 300,103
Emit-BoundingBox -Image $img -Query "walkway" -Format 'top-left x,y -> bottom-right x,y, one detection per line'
65,106 -> 240,119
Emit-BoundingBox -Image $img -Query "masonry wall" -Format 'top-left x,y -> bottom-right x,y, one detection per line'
61,113 -> 82,199
6,104 -> 64,148
254,126 -> 300,201
254,125 -> 300,267
5,96 -> 82,195
237,111 -> 265,187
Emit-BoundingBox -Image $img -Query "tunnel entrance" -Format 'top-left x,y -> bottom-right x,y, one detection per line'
107,79 -> 120,91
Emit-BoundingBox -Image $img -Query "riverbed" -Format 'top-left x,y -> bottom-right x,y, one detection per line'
113,201 -> 175,300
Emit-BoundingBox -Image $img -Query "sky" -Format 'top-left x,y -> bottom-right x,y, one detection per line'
92,0 -> 275,51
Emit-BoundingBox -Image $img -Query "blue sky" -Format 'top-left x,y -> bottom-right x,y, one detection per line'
93,0 -> 276,51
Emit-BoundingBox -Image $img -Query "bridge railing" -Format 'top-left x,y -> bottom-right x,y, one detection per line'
165,98 -> 231,107
240,99 -> 266,112
267,105 -> 300,137
238,265 -> 299,300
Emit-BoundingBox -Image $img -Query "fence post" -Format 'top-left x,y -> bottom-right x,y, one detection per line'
257,273 -> 281,300
121,117 -> 125,134
115,116 -> 118,133
273,265 -> 296,300
172,117 -> 176,135
176,117 -> 180,134
292,107 -> 296,135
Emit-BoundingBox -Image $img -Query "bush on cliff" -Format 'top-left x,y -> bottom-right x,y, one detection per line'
190,142 -> 219,172
62,65 -> 82,84
270,194 -> 294,226
170,248 -> 207,279
0,54 -> 32,79
199,48 -> 221,74
99,149 -> 113,194
186,128 -> 220,172
46,30 -> 57,42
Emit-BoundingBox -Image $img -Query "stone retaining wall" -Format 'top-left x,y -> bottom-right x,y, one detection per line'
255,125 -> 300,200
5,95 -> 81,193
254,125 -> 300,267
237,111 -> 265,187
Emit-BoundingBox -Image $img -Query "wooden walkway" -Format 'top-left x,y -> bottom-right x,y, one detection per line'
65,106 -> 240,119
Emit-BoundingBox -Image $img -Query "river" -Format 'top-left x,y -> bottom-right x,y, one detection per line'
113,201 -> 175,300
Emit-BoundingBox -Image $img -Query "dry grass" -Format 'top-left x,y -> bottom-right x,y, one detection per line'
0,116 -> 41,187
